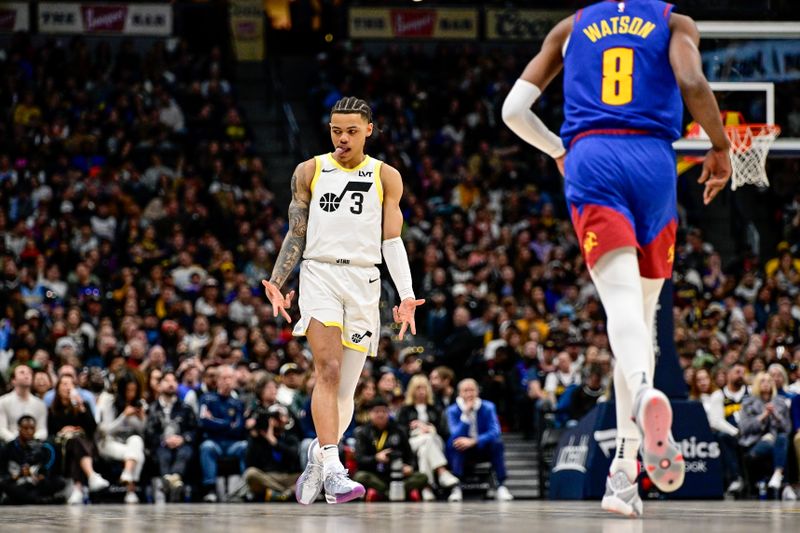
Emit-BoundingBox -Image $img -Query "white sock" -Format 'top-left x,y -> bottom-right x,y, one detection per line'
611,361 -> 641,483
322,445 -> 342,475
311,439 -> 323,464
610,437 -> 640,483
589,247 -> 652,393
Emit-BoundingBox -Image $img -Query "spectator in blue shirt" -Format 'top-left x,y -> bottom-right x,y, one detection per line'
445,378 -> 513,502
198,365 -> 247,502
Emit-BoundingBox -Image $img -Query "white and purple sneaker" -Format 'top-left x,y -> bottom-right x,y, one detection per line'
323,464 -> 365,504
601,471 -> 643,518
295,439 -> 324,505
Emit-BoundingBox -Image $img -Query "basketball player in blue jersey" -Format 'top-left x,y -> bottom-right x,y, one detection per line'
503,0 -> 731,517
262,97 -> 425,504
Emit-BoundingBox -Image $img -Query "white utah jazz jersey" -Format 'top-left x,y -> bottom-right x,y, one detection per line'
304,153 -> 384,267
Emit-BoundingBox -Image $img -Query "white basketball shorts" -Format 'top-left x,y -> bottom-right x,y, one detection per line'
292,259 -> 380,355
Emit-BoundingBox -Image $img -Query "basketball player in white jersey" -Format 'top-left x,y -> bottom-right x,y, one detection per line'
262,97 -> 425,504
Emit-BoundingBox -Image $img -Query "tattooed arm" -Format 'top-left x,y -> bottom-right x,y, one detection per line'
261,159 -> 314,321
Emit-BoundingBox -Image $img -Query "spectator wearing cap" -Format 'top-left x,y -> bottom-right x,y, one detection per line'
446,379 -> 513,502
0,414 -> 66,504
566,364 -> 606,424
54,336 -> 81,367
145,370 -> 197,502
96,372 -> 147,504
43,364 -> 97,417
23,309 -> 46,345
0,365 -> 47,444
397,347 -> 423,390
198,365 -> 247,502
397,374 -> 459,499
47,374 -> 109,504
276,363 -> 303,407
354,398 -> 428,502
195,278 -> 220,317
243,404 -> 301,501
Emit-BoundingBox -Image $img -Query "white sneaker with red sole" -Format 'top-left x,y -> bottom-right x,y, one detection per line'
633,387 -> 685,493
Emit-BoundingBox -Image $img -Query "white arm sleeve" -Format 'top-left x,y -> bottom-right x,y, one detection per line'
501,79 -> 566,159
382,237 -> 415,301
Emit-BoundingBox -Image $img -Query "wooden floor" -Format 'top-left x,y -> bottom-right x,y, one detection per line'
1,501 -> 798,532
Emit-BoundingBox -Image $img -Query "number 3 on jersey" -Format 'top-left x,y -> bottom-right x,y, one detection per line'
601,47 -> 633,106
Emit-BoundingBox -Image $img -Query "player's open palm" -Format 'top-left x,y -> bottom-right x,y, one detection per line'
698,148 -> 732,205
261,280 -> 295,322
393,297 -> 426,340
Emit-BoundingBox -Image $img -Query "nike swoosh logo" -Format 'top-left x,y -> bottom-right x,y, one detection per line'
369,278 -> 379,283
321,168 -> 335,173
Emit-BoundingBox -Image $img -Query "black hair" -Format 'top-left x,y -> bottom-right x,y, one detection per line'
114,371 -> 142,415
368,397 -> 389,410
17,414 -> 36,427
330,96 -> 373,123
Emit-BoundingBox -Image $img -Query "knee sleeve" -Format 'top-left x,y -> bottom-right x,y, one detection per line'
337,348 -> 367,438
590,248 -> 651,393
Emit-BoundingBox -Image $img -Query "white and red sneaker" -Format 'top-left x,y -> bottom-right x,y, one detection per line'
633,387 -> 685,493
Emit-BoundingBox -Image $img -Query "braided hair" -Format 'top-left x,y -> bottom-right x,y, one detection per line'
330,96 -> 373,123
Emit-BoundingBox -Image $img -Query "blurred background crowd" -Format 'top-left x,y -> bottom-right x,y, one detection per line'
2,1 -> 800,505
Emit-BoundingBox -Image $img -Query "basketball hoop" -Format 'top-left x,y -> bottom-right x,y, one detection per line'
725,124 -> 780,190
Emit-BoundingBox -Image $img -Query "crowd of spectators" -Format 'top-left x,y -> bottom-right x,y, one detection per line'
2,31 -> 800,506
0,33 -> 515,505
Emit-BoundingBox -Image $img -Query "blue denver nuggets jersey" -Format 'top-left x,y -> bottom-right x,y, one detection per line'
560,0 -> 683,147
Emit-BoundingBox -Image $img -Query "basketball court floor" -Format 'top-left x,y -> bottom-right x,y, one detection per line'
1,501 -> 797,532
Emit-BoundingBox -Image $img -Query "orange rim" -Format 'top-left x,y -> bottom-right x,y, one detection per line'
725,124 -> 781,138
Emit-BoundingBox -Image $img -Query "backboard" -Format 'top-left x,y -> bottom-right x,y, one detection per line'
673,21 -> 800,158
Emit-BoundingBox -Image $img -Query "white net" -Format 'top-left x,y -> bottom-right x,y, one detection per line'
727,124 -> 780,190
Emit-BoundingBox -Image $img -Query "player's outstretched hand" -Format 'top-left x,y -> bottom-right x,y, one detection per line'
393,297 -> 426,340
698,148 -> 732,205
261,280 -> 295,322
